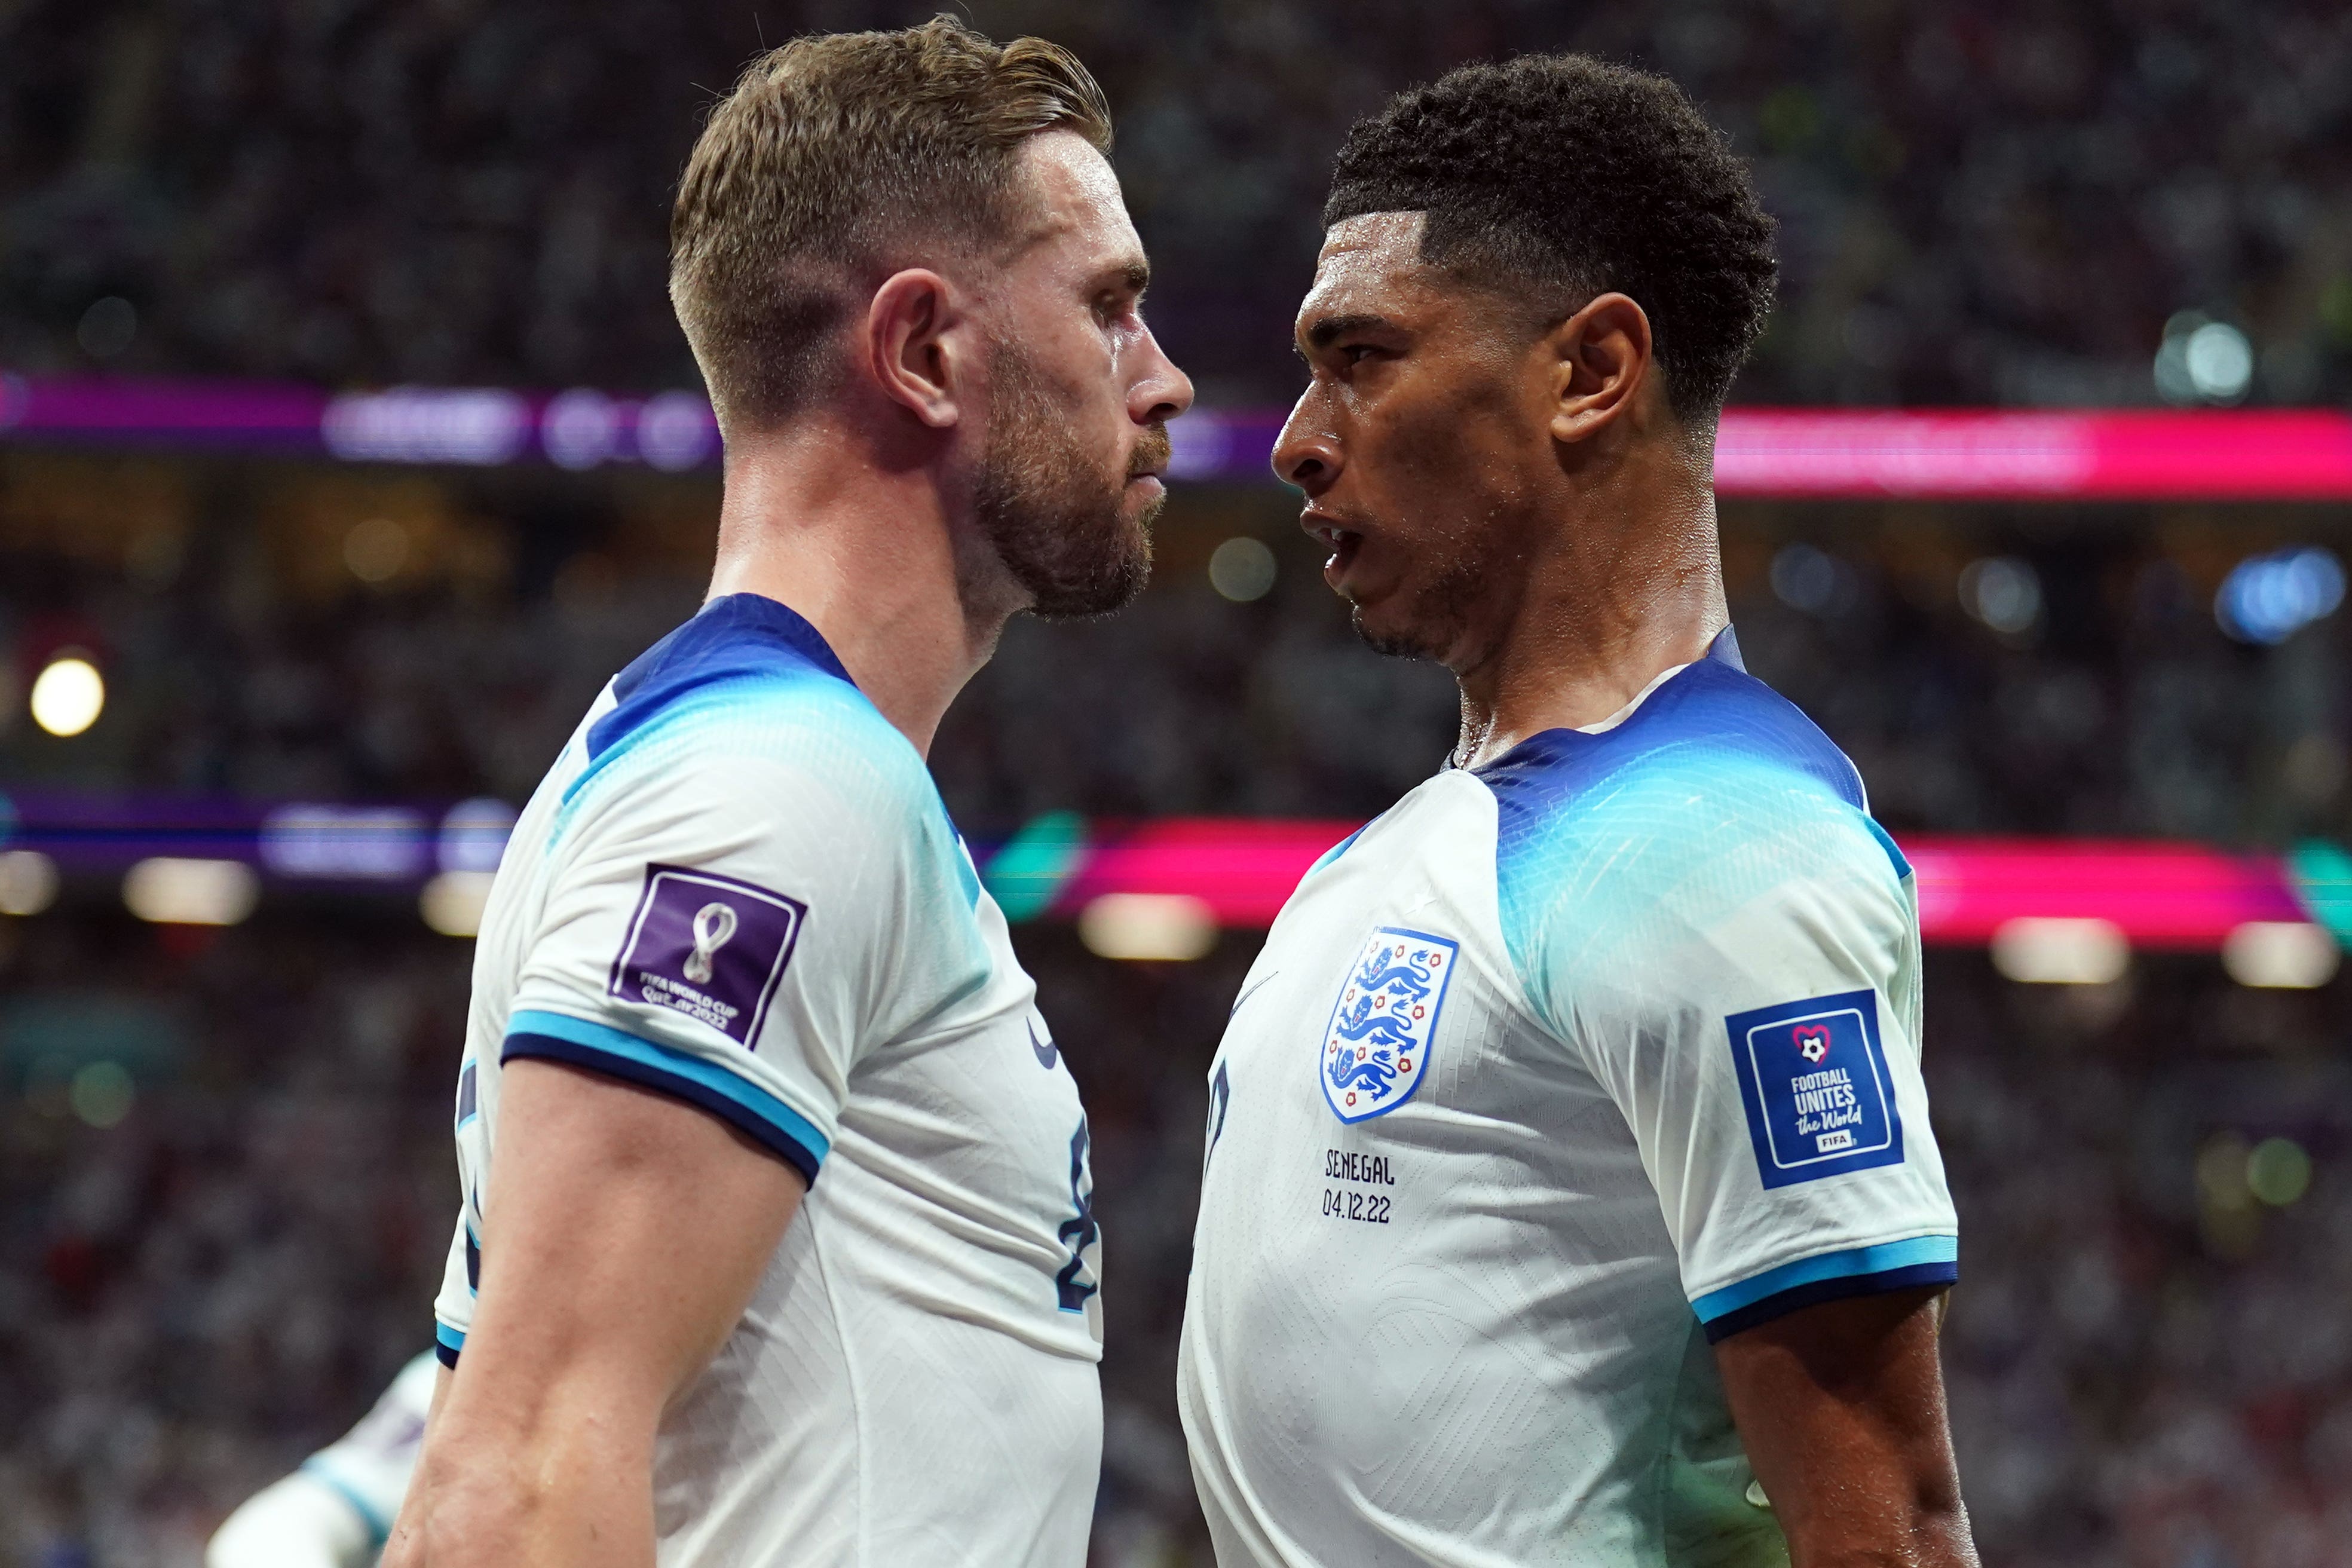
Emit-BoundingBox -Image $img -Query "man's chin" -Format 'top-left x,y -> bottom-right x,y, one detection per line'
1024,530 -> 1153,621
1348,602 -> 1446,662
1122,483 -> 1168,536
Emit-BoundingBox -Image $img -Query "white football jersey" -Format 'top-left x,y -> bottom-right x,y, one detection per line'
433,593 -> 1102,1567
1178,631 -> 1958,1567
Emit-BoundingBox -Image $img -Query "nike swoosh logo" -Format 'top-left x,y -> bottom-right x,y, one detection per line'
1229,970 -> 1280,1019
1028,1018 -> 1058,1070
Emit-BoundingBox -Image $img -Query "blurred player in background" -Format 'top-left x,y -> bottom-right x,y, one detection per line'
384,19 -> 1189,1568
1180,56 -> 1976,1567
207,1353 -> 434,1568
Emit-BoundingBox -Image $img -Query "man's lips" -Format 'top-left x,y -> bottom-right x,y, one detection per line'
1128,424 -> 1172,484
1301,509 -> 1365,583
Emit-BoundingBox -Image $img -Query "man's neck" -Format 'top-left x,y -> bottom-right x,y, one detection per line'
704,417 -> 1012,757
1451,452 -> 1728,770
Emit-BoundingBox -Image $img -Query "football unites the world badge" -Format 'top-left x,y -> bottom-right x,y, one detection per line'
1723,988 -> 1905,1190
1321,926 -> 1459,1123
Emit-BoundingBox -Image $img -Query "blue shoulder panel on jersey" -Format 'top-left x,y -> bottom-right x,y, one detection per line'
558,595 -> 982,917
587,592 -> 853,762
1692,1235 -> 1959,1342
502,1008 -> 830,1184
433,1319 -> 466,1367
1478,628 -> 1869,828
1478,627 -> 1912,1039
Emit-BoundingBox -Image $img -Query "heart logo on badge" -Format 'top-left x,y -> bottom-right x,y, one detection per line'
1793,1024 -> 1831,1064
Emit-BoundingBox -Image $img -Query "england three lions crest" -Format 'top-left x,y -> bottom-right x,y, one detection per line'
1321,927 -> 1459,1123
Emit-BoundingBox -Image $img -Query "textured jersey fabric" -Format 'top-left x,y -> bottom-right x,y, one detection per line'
431,594 -> 1102,1567
1177,629 -> 1956,1567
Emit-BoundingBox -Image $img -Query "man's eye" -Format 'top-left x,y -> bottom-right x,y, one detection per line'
1342,344 -> 1380,365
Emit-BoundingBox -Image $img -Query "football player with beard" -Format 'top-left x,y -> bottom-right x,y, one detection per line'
384,20 -> 1188,1568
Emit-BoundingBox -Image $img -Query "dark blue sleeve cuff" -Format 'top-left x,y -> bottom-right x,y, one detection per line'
501,1011 -> 827,1187
1700,1258 -> 1958,1343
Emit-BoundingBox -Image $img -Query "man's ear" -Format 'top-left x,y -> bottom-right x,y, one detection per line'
865,268 -> 970,430
1544,292 -> 1653,446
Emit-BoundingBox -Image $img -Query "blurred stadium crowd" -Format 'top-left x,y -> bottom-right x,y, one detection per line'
11,908 -> 2352,1568
7,2 -> 2352,1566
4,0 -> 2352,408
7,473 -> 2352,1566
4,470 -> 2345,847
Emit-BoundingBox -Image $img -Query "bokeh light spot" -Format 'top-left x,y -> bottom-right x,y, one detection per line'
30,656 -> 105,737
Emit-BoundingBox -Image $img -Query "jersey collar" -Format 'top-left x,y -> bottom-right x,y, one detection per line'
587,593 -> 856,762
1463,626 -> 1745,771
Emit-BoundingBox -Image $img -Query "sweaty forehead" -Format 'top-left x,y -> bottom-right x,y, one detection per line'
1298,212 -> 1441,326
1004,131 -> 1141,267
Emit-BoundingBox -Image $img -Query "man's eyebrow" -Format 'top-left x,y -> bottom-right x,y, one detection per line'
1303,313 -> 1391,350
1104,260 -> 1149,295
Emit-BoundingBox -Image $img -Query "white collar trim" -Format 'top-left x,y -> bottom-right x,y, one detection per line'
1574,660 -> 1695,736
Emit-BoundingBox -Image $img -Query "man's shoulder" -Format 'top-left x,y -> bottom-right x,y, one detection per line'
1480,655 -> 1867,841
592,595 -> 907,762
1475,654 -> 1906,1009
1478,655 -> 1901,881
562,595 -> 934,825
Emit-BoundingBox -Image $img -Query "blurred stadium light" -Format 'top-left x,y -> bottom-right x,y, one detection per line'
419,871 -> 497,938
10,372 -> 2352,498
0,849 -> 58,915
258,804 -> 431,881
29,653 -> 104,737
1207,537 -> 1278,602
2220,921 -> 2341,988
8,795 -> 2352,958
2215,546 -> 2345,644
1989,917 -> 2131,985
1957,557 -> 2043,638
121,857 -> 259,926
1077,893 -> 1218,962
437,799 -> 520,875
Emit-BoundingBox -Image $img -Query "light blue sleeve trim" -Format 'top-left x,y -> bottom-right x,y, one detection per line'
1692,1235 -> 1959,1322
504,1009 -> 832,1165
434,1321 -> 466,1355
299,1457 -> 393,1546
1863,815 -> 1912,882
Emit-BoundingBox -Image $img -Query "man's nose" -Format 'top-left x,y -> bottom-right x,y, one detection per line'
1272,393 -> 1342,495
1132,326 -> 1194,427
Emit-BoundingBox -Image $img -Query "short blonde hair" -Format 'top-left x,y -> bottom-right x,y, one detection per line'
669,16 -> 1113,433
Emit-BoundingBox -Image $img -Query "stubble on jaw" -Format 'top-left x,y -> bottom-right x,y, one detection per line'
1345,385 -> 1528,669
966,340 -> 1165,623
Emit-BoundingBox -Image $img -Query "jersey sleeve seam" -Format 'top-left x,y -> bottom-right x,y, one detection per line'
501,1008 -> 830,1184
1690,1232 -> 1958,1342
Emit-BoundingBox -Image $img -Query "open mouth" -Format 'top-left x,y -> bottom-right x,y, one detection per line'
1307,519 -> 1364,578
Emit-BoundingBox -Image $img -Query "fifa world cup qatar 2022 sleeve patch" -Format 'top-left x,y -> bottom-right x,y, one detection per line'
606,863 -> 807,1049
1723,988 -> 1904,1189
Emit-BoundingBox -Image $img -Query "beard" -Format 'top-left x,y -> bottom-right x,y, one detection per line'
969,341 -> 1167,621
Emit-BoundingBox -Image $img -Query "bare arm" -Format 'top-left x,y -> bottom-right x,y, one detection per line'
382,1059 -> 806,1568
1714,1288 -> 1977,1568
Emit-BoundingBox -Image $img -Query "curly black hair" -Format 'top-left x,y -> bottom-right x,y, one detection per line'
1324,54 -> 1777,428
